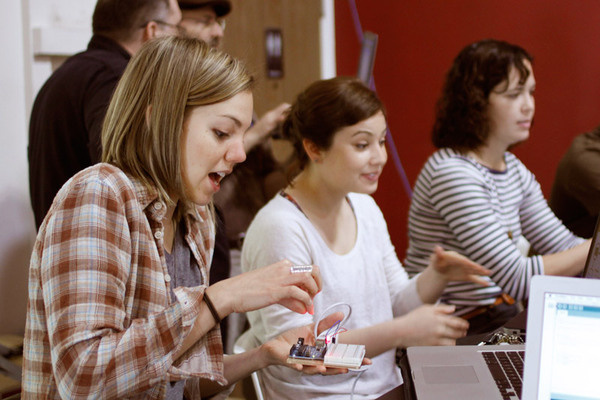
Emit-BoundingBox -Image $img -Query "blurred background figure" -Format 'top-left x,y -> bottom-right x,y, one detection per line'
550,125 -> 600,238
179,0 -> 229,48
28,0 -> 182,230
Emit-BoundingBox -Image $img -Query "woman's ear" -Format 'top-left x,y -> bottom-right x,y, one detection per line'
302,138 -> 322,163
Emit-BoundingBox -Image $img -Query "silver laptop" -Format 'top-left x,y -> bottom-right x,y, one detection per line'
408,275 -> 600,400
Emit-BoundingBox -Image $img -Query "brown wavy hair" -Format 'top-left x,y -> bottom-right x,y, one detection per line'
432,39 -> 533,151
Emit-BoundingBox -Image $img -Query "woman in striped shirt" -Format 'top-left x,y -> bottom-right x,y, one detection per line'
404,39 -> 591,335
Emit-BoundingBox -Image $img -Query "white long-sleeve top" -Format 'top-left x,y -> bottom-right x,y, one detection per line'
242,192 -> 422,399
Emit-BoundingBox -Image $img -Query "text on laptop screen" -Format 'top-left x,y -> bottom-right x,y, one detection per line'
538,292 -> 600,399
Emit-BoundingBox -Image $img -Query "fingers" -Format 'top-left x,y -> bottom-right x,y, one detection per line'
430,305 -> 468,342
319,367 -> 349,376
432,245 -> 444,259
432,247 -> 492,287
433,303 -> 456,314
442,251 -> 490,274
316,312 -> 345,336
235,260 -> 323,314
300,365 -> 348,376
437,313 -> 468,341
288,272 -> 320,300
277,286 -> 314,314
273,102 -> 291,114
310,264 -> 323,292
445,316 -> 469,334
263,102 -> 292,126
281,261 -> 321,297
438,338 -> 458,346
467,274 -> 492,286
278,297 -> 312,315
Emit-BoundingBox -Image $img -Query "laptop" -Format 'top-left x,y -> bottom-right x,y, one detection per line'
408,275 -> 600,400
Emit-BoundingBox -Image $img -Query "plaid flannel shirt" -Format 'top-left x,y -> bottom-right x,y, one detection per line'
22,163 -> 225,399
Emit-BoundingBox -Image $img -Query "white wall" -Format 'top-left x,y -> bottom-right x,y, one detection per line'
320,0 -> 336,79
0,0 -> 335,335
0,1 -> 34,335
0,0 -> 94,335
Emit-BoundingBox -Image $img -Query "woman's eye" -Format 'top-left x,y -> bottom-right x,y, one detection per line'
355,143 -> 368,150
214,129 -> 229,139
379,138 -> 387,146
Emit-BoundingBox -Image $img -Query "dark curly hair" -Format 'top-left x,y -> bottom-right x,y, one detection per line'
282,76 -> 385,180
432,39 -> 533,151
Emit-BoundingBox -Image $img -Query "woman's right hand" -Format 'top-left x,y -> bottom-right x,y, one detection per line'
396,304 -> 469,347
209,259 -> 322,317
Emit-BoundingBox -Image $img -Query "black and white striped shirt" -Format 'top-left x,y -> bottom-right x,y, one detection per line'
404,148 -> 583,315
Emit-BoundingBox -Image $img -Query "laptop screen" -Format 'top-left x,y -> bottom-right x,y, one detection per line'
536,291 -> 600,399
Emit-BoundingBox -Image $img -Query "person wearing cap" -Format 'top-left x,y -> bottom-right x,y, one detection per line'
178,0 -> 231,48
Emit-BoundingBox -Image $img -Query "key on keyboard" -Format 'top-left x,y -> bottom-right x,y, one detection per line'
482,350 -> 525,400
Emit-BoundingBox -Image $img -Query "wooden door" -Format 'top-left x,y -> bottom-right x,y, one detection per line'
222,0 -> 322,162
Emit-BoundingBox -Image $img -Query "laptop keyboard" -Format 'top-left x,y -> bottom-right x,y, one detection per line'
482,350 -> 525,400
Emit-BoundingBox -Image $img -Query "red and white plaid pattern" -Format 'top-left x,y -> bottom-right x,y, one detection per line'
22,163 -> 224,399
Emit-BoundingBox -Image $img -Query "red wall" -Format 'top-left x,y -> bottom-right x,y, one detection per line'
335,0 -> 600,259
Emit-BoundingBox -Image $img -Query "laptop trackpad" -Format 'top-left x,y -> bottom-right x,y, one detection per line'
422,366 -> 479,384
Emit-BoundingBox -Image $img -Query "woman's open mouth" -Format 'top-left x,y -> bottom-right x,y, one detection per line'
209,172 -> 226,190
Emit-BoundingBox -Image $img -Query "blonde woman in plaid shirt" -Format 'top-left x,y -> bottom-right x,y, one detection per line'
22,36 -> 342,399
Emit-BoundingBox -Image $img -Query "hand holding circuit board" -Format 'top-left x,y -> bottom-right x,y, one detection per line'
287,337 -> 366,370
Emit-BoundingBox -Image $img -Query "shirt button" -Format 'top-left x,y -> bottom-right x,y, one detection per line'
165,274 -> 172,283
154,230 -> 164,240
154,202 -> 163,210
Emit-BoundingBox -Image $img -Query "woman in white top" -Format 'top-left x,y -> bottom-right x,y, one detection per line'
404,39 -> 591,335
241,77 -> 491,399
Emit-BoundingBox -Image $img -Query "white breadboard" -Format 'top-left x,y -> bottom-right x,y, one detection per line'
324,343 -> 365,369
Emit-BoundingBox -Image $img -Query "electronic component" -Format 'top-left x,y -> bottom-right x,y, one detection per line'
324,343 -> 365,369
287,337 -> 327,365
287,337 -> 365,369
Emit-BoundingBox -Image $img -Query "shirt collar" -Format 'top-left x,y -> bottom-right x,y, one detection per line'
127,172 -> 208,225
87,34 -> 132,60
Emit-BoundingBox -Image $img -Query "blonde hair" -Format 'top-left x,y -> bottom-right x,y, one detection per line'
102,36 -> 254,209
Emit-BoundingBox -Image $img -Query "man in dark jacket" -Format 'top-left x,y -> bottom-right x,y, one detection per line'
28,0 -> 181,229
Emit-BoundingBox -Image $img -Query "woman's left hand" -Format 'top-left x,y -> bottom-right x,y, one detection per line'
260,312 -> 371,375
429,245 -> 491,286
